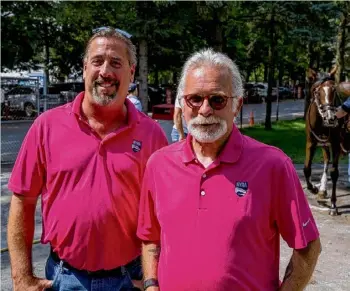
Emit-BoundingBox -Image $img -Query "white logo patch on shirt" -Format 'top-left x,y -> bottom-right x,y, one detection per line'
235,181 -> 248,197
132,140 -> 142,152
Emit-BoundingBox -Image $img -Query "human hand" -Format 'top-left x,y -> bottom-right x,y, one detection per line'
132,279 -> 144,290
179,135 -> 186,141
13,275 -> 53,291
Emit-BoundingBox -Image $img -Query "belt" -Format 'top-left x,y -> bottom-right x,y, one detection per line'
50,248 -> 126,278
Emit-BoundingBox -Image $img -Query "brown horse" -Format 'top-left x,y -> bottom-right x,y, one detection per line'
304,68 -> 348,216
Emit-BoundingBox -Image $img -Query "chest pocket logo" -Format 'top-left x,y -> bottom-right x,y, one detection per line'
132,140 -> 142,152
235,181 -> 248,197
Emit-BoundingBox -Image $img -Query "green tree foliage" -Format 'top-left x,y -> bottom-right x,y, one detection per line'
1,1 -> 348,119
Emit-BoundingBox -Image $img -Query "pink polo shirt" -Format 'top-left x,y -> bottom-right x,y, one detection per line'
137,125 -> 319,291
8,92 -> 168,271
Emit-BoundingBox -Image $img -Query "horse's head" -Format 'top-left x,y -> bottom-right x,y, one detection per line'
312,79 -> 338,127
308,67 -> 340,127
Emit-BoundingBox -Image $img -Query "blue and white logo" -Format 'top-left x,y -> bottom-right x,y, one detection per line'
132,140 -> 142,152
235,181 -> 248,197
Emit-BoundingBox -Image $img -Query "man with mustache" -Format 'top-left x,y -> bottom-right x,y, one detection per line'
137,49 -> 321,291
7,27 -> 168,291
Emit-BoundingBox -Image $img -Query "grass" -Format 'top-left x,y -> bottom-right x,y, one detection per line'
241,118 -> 347,164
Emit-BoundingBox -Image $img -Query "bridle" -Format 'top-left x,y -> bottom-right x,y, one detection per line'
312,79 -> 338,128
308,78 -> 339,144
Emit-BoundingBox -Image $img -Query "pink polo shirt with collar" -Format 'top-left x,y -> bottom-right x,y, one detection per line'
137,125 -> 319,291
8,92 -> 168,271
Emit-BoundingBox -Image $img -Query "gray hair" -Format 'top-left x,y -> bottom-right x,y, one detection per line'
176,48 -> 244,111
84,29 -> 137,66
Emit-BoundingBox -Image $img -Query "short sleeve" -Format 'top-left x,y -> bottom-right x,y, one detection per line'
8,120 -> 46,197
137,159 -> 161,242
274,158 -> 319,249
342,97 -> 350,113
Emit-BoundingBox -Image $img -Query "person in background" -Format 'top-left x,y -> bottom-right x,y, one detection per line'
137,48 -> 321,291
127,82 -> 143,112
7,27 -> 168,291
335,96 -> 350,187
171,95 -> 188,142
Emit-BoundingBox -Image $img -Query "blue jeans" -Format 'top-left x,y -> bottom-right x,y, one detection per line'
171,127 -> 187,143
45,255 -> 138,291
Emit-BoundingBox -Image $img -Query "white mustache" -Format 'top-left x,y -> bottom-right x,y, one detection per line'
190,116 -> 222,125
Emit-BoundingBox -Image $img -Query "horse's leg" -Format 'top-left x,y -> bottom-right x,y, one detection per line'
318,146 -> 330,200
304,141 -> 318,193
329,143 -> 340,216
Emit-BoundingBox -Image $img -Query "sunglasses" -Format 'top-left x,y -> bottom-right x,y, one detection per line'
92,26 -> 133,39
183,94 -> 235,110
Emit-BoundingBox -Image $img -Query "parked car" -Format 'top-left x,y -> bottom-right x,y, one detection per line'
243,83 -> 263,104
255,83 -> 268,99
5,86 -> 38,117
272,87 -> 292,100
39,82 -> 85,110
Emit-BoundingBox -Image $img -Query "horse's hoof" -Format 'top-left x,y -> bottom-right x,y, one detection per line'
318,191 -> 328,200
329,208 -> 339,216
308,186 -> 318,194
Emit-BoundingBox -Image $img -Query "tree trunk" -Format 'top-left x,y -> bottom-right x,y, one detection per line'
315,51 -> 320,71
173,71 -> 178,84
335,9 -> 348,84
43,22 -> 50,94
265,10 -> 276,130
308,41 -> 316,69
138,39 -> 148,113
278,62 -> 284,86
212,12 -> 223,52
304,66 -> 312,119
264,63 -> 268,83
154,68 -> 159,86
245,67 -> 252,83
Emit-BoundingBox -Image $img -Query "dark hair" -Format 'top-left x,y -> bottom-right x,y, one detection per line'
84,28 -> 137,66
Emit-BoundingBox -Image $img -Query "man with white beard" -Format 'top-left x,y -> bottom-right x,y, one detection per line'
137,49 -> 321,291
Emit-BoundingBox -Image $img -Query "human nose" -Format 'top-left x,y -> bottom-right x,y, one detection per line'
99,61 -> 113,78
198,98 -> 213,117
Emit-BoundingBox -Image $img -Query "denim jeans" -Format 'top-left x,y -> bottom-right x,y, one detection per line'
171,127 -> 187,143
45,255 -> 138,291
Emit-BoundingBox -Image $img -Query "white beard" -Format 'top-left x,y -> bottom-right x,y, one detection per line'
188,115 -> 227,143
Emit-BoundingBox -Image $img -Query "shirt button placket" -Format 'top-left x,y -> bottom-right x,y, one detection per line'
199,171 -> 208,208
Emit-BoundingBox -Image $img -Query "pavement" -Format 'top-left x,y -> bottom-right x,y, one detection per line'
1,98 -> 350,290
